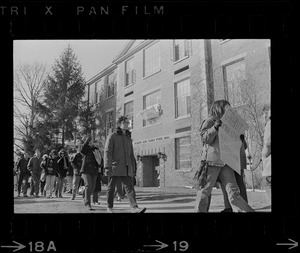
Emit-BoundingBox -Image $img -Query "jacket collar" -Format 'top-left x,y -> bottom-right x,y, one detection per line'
116,127 -> 131,137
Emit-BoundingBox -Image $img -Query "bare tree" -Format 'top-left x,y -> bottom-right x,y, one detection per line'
13,62 -> 48,153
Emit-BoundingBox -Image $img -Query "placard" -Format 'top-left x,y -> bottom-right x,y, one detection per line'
219,108 -> 248,174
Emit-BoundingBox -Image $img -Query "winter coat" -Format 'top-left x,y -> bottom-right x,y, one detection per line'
104,127 -> 136,177
200,116 -> 247,169
41,156 -> 59,176
262,119 -> 271,177
200,116 -> 225,166
80,140 -> 99,175
66,155 -> 74,176
71,152 -> 83,176
57,156 -> 70,178
17,158 -> 30,174
27,156 -> 42,175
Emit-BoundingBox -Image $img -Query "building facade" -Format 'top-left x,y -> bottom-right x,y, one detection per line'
86,39 -> 270,188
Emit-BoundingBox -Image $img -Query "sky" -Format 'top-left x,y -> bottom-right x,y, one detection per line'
13,40 -> 129,80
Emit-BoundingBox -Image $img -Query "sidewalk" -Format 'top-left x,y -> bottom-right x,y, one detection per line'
13,186 -> 271,213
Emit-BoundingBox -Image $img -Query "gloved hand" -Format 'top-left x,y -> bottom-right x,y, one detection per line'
214,119 -> 222,130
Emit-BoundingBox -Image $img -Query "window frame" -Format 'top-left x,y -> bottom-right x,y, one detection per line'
124,100 -> 134,130
143,41 -> 161,78
142,89 -> 161,127
174,78 -> 191,119
222,58 -> 247,108
175,135 -> 192,171
173,39 -> 190,63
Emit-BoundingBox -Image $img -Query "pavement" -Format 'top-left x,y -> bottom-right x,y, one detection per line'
13,185 -> 271,213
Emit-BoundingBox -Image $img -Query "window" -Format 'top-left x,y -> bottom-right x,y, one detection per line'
143,90 -> 161,127
106,72 -> 116,98
89,83 -> 95,105
175,78 -> 191,118
125,58 -> 135,87
94,82 -> 99,104
223,59 -> 246,107
173,40 -> 190,62
143,42 -> 160,77
175,136 -> 192,170
106,111 -> 114,136
124,101 -> 134,130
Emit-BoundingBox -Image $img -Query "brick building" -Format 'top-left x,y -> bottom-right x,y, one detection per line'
86,39 -> 271,188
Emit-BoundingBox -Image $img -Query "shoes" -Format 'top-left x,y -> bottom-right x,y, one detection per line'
23,194 -> 28,198
93,202 -> 100,205
85,203 -> 93,210
35,195 -> 39,198
59,194 -> 63,198
107,208 -> 114,213
48,195 -> 51,198
17,194 -> 20,197
71,195 -> 75,200
131,207 -> 146,213
220,208 -> 233,213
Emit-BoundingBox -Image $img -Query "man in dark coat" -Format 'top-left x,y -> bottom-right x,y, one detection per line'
27,149 -> 42,197
104,116 -> 146,213
16,153 -> 30,197
80,135 -> 100,210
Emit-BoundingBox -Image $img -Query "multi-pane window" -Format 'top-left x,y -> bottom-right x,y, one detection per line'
175,136 -> 192,170
124,101 -> 134,130
143,90 -> 161,127
223,59 -> 246,107
143,42 -> 160,77
175,78 -> 191,118
125,58 -> 135,87
106,111 -> 114,136
173,40 -> 190,62
94,82 -> 99,104
107,72 -> 115,98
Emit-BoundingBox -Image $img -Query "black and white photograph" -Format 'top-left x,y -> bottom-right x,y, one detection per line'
2,0 -> 297,252
13,39 -> 271,213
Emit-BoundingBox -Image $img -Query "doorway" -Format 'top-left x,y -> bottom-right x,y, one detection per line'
141,155 -> 160,187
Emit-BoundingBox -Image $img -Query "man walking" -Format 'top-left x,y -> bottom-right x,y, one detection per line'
27,149 -> 42,197
104,116 -> 146,213
16,153 -> 30,197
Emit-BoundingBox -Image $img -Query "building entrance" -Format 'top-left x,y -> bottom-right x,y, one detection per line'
141,155 -> 160,187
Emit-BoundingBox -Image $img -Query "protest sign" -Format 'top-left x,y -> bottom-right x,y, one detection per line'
219,108 -> 248,174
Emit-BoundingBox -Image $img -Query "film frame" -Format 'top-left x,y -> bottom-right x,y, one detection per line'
2,0 -> 298,252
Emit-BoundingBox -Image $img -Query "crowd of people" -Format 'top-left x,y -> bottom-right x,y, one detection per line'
14,116 -> 146,213
14,101 -> 271,213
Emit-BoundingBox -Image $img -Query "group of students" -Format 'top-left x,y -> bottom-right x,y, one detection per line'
15,100 -> 271,213
14,145 -> 103,204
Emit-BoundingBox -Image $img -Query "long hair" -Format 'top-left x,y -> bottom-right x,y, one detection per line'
209,100 -> 231,119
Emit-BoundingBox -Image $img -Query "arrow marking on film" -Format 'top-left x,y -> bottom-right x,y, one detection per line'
1,241 -> 26,252
144,240 -> 169,251
277,238 -> 298,250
